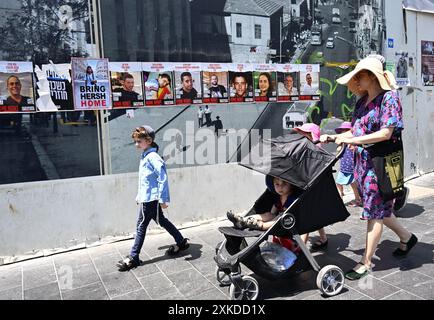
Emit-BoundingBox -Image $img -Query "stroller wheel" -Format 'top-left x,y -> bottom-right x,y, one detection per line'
229,275 -> 259,300
316,265 -> 345,297
215,265 -> 241,286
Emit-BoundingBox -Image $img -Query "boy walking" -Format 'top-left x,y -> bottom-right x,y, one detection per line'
117,125 -> 189,271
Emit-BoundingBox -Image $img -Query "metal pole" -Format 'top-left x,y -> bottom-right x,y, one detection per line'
280,17 -> 282,63
90,0 -> 104,176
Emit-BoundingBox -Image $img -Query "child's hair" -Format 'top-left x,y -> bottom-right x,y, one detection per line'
131,126 -> 154,142
131,126 -> 159,152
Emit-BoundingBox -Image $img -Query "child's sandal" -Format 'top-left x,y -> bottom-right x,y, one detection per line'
245,217 -> 264,231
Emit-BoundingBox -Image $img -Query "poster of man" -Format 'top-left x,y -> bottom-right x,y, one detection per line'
142,62 -> 175,106
110,62 -> 144,108
228,64 -> 254,103
422,41 -> 434,86
34,63 -> 73,112
173,63 -> 202,105
0,61 -> 35,113
299,64 -> 320,100
253,67 -> 277,102
201,63 -> 228,103
71,58 -> 112,110
276,64 -> 300,102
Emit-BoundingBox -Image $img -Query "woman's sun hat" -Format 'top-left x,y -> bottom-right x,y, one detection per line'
334,121 -> 352,134
336,56 -> 399,91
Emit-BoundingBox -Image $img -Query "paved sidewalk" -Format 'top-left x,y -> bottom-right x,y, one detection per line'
1,174 -> 433,300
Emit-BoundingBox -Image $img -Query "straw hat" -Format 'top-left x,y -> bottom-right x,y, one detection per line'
337,57 -> 399,91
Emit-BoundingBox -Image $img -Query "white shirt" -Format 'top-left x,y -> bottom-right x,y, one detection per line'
301,84 -> 318,95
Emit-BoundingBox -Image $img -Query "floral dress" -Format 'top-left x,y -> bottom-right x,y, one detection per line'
351,90 -> 404,220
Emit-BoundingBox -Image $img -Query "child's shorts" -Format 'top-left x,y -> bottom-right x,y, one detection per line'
336,171 -> 355,185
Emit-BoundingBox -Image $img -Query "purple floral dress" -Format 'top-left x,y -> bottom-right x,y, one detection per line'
351,90 -> 403,220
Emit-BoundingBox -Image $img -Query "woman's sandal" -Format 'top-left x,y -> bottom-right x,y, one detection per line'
393,234 -> 418,257
310,239 -> 328,251
345,262 -> 371,281
167,238 -> 190,256
347,199 -> 363,207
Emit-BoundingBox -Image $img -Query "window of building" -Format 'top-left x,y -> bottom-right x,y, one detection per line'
236,23 -> 242,38
254,24 -> 261,39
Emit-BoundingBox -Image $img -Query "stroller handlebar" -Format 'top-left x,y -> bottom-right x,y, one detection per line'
312,139 -> 347,160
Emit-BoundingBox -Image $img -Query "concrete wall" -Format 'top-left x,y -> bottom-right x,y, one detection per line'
384,0 -> 434,177
0,163 -> 265,260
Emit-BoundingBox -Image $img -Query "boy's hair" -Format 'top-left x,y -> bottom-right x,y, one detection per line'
131,126 -> 154,142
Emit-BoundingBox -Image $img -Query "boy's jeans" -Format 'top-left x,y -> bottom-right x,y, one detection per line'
130,200 -> 184,263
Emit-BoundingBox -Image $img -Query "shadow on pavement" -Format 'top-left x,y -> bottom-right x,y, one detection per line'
350,239 -> 434,273
395,203 -> 425,218
139,242 -> 204,266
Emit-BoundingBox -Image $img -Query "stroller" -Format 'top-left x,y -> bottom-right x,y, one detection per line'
214,134 -> 351,300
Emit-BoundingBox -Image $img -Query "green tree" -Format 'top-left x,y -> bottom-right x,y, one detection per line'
0,0 -> 90,65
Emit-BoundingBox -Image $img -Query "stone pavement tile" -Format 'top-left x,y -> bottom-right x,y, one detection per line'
113,239 -> 134,253
87,244 -> 119,258
381,270 -> 433,300
166,268 -> 216,298
24,282 -> 61,300
23,262 -> 57,290
188,287 -> 228,300
62,282 -> 109,300
100,271 -> 142,299
204,274 -> 230,297
53,250 -> 93,267
345,275 -> 400,300
111,288 -> 151,300
0,286 -> 22,300
194,229 -> 228,250
328,286 -> 371,300
152,291 -> 185,300
91,253 -> 124,276
0,265 -> 22,292
55,262 -> 100,291
187,250 -> 219,277
138,272 -> 178,299
155,255 -> 198,276
131,255 -> 161,279
381,289 -> 423,300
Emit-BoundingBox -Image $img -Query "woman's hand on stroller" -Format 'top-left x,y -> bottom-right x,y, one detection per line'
319,134 -> 336,143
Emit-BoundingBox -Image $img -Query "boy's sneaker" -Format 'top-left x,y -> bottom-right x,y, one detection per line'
394,186 -> 409,213
167,238 -> 190,256
116,255 -> 139,271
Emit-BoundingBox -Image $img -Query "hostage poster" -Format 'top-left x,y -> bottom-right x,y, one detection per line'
110,62 -> 144,108
35,63 -> 73,112
71,57 -> 112,110
0,61 -> 36,113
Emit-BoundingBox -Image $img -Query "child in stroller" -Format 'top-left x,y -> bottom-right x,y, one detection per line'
227,176 -> 301,231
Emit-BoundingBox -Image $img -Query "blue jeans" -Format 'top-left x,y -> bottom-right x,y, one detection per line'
130,200 -> 184,263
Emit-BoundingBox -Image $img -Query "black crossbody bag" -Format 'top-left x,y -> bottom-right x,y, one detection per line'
365,133 -> 405,201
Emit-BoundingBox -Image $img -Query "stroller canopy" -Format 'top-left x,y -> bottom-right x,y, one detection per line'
239,133 -> 335,191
